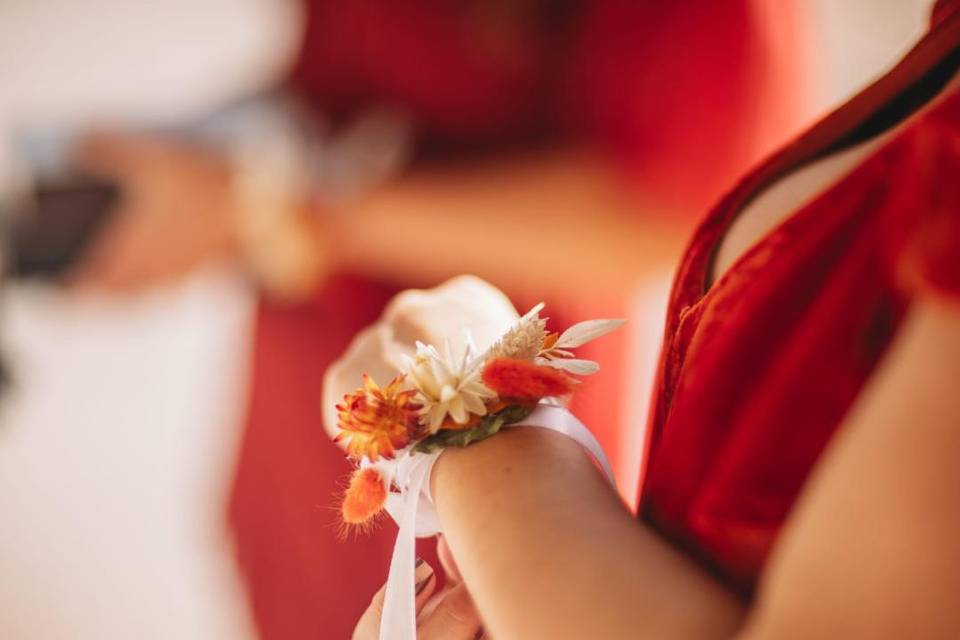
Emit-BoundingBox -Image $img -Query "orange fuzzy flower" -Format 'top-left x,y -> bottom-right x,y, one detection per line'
339,467 -> 388,535
481,357 -> 574,401
335,374 -> 422,461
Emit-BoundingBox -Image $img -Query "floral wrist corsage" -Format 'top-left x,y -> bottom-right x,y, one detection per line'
333,303 -> 624,533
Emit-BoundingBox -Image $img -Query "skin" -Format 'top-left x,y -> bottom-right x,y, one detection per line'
740,298 -> 960,639
70,134 -> 239,292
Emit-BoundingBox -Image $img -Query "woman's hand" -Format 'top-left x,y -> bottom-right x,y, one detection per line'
70,133 -> 238,292
353,542 -> 485,640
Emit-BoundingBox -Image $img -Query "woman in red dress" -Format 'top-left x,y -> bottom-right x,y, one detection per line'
347,1 -> 960,637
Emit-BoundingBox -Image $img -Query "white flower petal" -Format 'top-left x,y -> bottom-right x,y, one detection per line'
404,336 -> 497,429
442,338 -> 456,366
462,329 -> 479,355
430,357 -> 452,387
519,302 -> 546,322
414,367 -> 440,399
461,393 -> 488,415
414,341 -> 431,357
556,319 -> 626,349
440,385 -> 457,403
547,358 -> 600,375
448,397 -> 468,424
467,381 -> 492,396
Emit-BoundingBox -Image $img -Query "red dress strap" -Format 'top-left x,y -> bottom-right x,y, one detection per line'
894,96 -> 960,302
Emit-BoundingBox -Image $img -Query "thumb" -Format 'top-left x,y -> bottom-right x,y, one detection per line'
437,535 -> 463,584
75,132 -> 167,177
417,581 -> 483,639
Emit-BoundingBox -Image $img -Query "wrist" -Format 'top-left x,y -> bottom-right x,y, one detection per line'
430,425 -> 592,519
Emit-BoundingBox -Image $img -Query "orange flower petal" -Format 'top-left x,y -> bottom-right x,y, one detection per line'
335,374 -> 422,461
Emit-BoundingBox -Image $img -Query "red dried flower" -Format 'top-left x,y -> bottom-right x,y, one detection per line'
481,357 -> 574,401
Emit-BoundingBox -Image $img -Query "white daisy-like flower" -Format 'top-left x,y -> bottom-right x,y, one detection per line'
401,338 -> 497,433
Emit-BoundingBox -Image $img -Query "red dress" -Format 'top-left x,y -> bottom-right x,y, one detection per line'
640,2 -> 960,594
228,2 -> 806,638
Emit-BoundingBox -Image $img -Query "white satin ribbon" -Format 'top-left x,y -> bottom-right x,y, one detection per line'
378,404 -> 613,640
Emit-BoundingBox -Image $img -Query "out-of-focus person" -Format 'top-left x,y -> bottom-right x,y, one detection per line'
70,1 -> 807,298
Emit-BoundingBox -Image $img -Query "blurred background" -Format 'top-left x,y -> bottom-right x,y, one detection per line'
0,0 -> 934,638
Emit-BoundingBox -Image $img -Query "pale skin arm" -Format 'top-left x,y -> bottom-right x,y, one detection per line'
432,427 -> 746,639
357,296 -> 960,639
740,297 -> 960,638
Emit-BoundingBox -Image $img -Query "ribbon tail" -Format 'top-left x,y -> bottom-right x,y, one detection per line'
379,456 -> 431,640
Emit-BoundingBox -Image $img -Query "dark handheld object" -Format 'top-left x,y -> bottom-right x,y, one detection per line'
5,174 -> 120,280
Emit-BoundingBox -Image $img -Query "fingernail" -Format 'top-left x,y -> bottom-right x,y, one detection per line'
415,573 -> 434,596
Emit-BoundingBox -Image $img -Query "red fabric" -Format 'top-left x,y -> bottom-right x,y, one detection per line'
561,1 -> 777,211
290,0 -> 802,211
639,9 -> 960,593
934,0 -> 960,27
288,0 -> 550,144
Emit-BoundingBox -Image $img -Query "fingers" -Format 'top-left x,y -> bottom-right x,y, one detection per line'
76,133 -> 161,178
377,278 -> 519,385
67,131 -> 238,293
68,211 -> 182,293
353,559 -> 438,640
76,132 -> 197,179
417,581 -> 483,639
413,558 -> 439,612
353,557 -> 484,640
436,535 -> 463,584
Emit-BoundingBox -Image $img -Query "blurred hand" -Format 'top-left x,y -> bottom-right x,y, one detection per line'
70,133 -> 238,292
322,275 -> 520,440
353,539 -> 488,640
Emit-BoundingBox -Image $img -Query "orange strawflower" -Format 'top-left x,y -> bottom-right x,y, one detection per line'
481,357 -> 574,401
339,467 -> 388,536
335,374 -> 422,461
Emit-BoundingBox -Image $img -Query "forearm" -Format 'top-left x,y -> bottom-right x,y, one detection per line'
432,426 -> 746,639
326,150 -> 685,296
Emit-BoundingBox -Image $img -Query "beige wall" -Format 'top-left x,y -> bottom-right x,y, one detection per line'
807,0 -> 933,109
